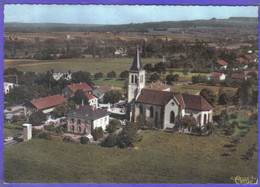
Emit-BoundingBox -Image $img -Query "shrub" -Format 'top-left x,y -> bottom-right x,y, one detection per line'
80,136 -> 89,144
230,113 -> 237,119
92,127 -> 104,141
38,132 -> 51,140
32,128 -> 43,138
29,111 -> 46,126
106,119 -> 121,133
101,133 -> 118,147
44,124 -> 55,131
63,136 -> 72,142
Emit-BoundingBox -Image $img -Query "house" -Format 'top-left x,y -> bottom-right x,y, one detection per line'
92,85 -> 112,103
66,105 -> 109,134
231,73 -> 247,80
146,80 -> 171,91
213,60 -> 228,70
128,47 -> 213,130
52,72 -> 72,81
4,82 -> 16,94
236,57 -> 245,64
61,82 -> 93,99
85,93 -> 98,107
28,94 -> 67,114
243,54 -> 254,63
209,72 -> 226,81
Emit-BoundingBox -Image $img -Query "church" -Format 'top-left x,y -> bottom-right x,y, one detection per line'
127,47 -> 213,130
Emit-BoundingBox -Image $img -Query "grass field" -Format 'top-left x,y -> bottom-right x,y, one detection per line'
93,78 -> 126,87
4,122 -> 23,139
4,57 -> 160,75
4,125 -> 257,183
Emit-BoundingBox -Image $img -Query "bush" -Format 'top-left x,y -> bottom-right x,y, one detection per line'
80,136 -> 89,144
32,128 -> 43,138
12,115 -> 26,123
44,124 -> 55,131
230,113 -> 237,119
92,127 -> 104,141
38,132 -> 51,140
63,136 -> 72,142
101,133 -> 119,147
117,122 -> 139,148
106,119 -> 121,133
29,111 -> 46,126
136,115 -> 155,130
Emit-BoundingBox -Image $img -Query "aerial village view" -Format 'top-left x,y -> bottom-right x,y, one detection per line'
2,5 -> 258,184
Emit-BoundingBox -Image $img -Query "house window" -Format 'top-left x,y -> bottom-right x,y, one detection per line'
204,114 -> 207,125
78,126 -> 81,132
84,120 -> 88,125
170,111 -> 175,123
84,128 -> 87,133
70,125 -> 74,131
71,118 -> 75,123
150,106 -> 154,118
139,105 -> 143,115
77,119 -> 81,125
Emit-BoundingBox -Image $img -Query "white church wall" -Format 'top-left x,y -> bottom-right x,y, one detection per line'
164,99 -> 179,129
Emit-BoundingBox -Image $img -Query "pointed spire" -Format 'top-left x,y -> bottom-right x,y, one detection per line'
130,45 -> 143,71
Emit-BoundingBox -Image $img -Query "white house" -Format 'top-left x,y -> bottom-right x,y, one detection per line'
66,105 -> 109,134
128,47 -> 213,130
4,82 -> 16,94
209,72 -> 226,81
85,93 -> 98,107
52,72 -> 72,81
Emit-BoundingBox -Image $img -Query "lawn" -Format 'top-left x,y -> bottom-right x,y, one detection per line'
93,78 -> 127,87
4,57 -> 160,75
4,123 -> 23,139
4,126 -> 257,183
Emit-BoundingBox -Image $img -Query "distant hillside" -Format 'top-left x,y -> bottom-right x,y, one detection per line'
5,17 -> 258,32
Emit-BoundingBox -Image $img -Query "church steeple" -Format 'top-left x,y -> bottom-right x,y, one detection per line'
130,46 -> 143,71
128,46 -> 146,103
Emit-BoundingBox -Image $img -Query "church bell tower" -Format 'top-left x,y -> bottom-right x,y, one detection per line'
128,46 -> 146,103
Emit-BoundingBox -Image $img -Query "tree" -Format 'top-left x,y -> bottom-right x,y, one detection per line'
149,73 -> 160,82
154,62 -> 167,74
218,90 -> 232,105
104,90 -> 121,103
71,71 -> 93,87
119,70 -> 129,79
143,63 -> 153,73
117,121 -> 139,148
200,88 -> 216,106
71,89 -> 89,105
107,71 -> 116,79
52,100 -> 76,118
179,115 -> 197,131
106,119 -> 121,133
92,127 -> 104,141
101,133 -> 118,147
94,72 -> 103,79
29,111 -> 46,126
218,110 -> 229,127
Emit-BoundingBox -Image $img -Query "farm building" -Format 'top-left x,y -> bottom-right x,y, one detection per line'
61,82 -> 93,99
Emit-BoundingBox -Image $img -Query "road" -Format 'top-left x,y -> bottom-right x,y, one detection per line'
4,135 -> 23,149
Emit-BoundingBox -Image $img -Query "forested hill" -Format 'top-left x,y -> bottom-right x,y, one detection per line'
5,17 -> 258,32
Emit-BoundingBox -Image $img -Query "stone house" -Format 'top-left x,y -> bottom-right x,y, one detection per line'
66,105 -> 109,134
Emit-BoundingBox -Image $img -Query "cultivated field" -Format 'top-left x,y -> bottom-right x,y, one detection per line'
4,122 -> 257,183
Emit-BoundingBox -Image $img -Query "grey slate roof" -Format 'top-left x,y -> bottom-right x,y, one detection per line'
130,47 -> 143,71
66,105 -> 108,121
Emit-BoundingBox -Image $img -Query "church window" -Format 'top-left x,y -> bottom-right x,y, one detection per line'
140,75 -> 143,83
131,75 -> 134,84
139,105 -> 143,115
170,111 -> 175,123
71,118 -> 75,123
150,106 -> 154,118
77,119 -> 81,125
70,125 -> 74,131
135,75 -> 137,83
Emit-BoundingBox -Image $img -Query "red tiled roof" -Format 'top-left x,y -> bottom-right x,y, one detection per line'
244,54 -> 254,60
216,60 -> 228,66
68,82 -> 93,93
30,94 -> 67,110
211,72 -> 222,78
182,93 -> 213,111
85,93 -> 96,100
236,57 -> 245,63
95,85 -> 112,94
136,89 -> 213,111
231,73 -> 246,80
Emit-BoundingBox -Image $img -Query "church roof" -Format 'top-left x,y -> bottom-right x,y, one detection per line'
130,47 -> 143,71
136,89 -> 213,111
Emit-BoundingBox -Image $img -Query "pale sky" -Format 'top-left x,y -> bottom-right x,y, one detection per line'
4,5 -> 258,24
